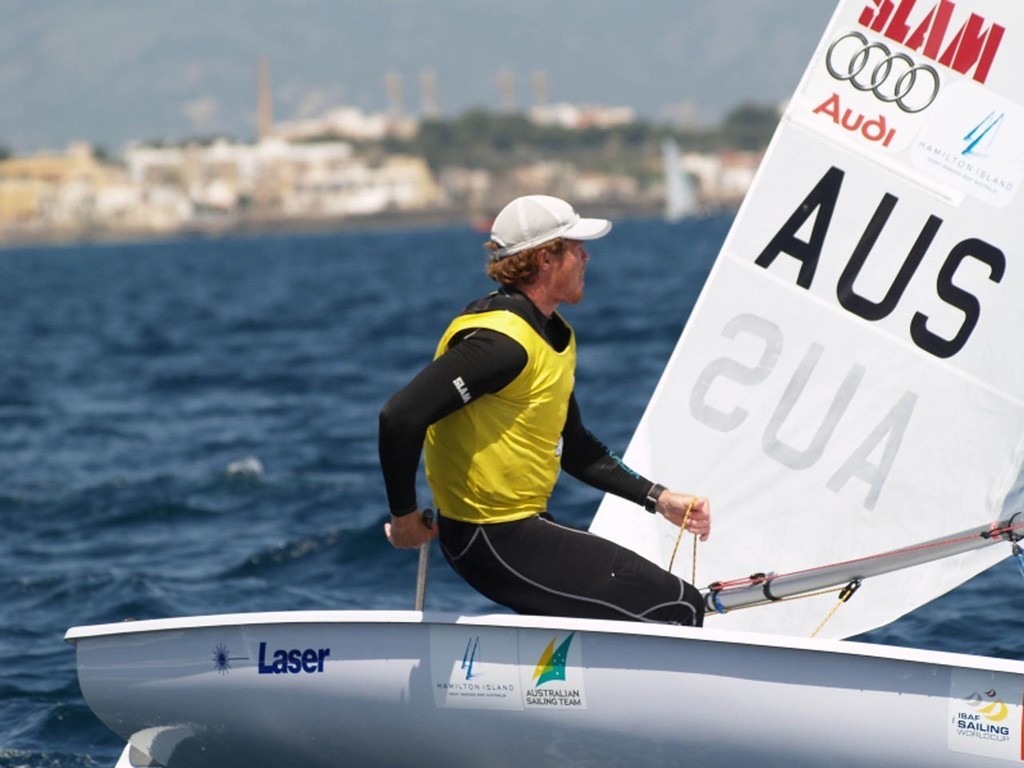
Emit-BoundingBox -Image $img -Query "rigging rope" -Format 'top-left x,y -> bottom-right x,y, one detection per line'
709,585 -> 846,614
709,515 -> 1024,594
702,512 -> 1024,626
810,579 -> 861,637
667,497 -> 698,584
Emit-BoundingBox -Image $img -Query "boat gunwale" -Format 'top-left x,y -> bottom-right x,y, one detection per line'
64,609 -> 1024,675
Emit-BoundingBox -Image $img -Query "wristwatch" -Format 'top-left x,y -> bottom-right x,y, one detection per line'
644,483 -> 666,513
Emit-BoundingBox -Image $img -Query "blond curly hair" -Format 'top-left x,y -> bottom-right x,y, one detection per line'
483,238 -> 568,287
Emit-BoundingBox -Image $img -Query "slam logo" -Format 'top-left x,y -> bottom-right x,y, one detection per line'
857,0 -> 1005,84
525,632 -> 585,709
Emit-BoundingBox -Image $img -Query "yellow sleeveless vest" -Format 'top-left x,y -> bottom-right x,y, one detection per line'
424,309 -> 576,523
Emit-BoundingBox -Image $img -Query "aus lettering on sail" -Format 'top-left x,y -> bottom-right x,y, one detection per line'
756,164 -> 1004,360
690,162 -> 1005,511
858,0 -> 1005,84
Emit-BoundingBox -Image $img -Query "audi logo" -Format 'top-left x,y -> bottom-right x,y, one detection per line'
826,31 -> 941,114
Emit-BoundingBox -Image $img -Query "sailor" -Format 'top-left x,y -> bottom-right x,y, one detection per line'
378,195 -> 710,625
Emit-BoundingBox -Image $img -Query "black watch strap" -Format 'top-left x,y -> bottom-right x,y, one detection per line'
644,483 -> 666,513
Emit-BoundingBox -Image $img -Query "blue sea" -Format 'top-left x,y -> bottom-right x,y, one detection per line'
1,216 -> 1021,767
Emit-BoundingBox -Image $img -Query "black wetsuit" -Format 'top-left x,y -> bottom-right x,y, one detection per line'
379,288 -> 703,625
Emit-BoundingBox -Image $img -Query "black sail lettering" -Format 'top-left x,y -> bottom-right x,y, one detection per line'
837,195 -> 943,321
755,166 -> 844,289
909,238 -> 1005,358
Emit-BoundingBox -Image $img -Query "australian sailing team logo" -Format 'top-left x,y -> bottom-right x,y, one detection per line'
524,632 -> 586,709
532,633 -> 573,686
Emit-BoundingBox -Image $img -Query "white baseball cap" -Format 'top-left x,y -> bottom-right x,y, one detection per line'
489,195 -> 612,259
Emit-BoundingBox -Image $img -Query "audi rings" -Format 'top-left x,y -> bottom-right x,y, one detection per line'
826,31 -> 940,113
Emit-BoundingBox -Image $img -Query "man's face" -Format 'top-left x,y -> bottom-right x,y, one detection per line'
548,239 -> 589,306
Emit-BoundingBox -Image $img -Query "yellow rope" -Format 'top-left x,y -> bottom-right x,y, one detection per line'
810,579 -> 862,638
690,532 -> 698,585
667,497 -> 697,579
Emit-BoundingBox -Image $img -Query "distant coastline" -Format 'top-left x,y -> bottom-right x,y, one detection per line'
0,200 -> 678,251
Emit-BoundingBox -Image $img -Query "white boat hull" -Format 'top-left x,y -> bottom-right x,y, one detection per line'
67,610 -> 1024,768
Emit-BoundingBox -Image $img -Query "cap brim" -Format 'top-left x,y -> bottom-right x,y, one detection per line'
563,217 -> 612,241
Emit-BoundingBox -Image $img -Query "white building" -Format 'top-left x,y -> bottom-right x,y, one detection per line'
124,137 -> 440,222
275,107 -> 417,142
529,103 -> 636,130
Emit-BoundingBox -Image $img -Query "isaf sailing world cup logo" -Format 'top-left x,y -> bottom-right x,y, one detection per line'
954,689 -> 1012,740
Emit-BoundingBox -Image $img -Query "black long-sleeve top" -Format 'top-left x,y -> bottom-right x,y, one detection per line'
378,289 -> 655,516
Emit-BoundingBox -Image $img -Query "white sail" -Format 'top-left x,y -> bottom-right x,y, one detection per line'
592,0 -> 1024,640
662,138 -> 699,221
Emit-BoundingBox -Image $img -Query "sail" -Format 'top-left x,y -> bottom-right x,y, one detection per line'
662,138 -> 699,221
592,0 -> 1024,639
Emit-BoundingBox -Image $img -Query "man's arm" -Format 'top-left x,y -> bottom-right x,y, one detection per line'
560,395 -> 711,540
378,328 -> 527,519
559,393 -> 652,505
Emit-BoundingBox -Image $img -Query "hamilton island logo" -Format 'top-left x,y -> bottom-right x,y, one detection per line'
462,636 -> 481,680
211,643 -> 248,675
911,82 -> 1021,207
433,633 -> 519,707
962,111 -> 1004,158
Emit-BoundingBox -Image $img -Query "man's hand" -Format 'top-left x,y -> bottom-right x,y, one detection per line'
384,509 -> 438,549
656,491 -> 711,542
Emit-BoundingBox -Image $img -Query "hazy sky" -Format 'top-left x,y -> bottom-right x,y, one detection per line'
1,0 -> 838,153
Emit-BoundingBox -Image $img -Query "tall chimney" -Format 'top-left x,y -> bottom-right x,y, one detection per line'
531,70 -> 548,107
257,57 -> 274,140
420,70 -> 440,119
385,71 -> 404,121
498,69 -> 516,113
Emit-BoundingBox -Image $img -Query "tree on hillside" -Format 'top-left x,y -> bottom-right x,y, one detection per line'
718,104 -> 781,150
